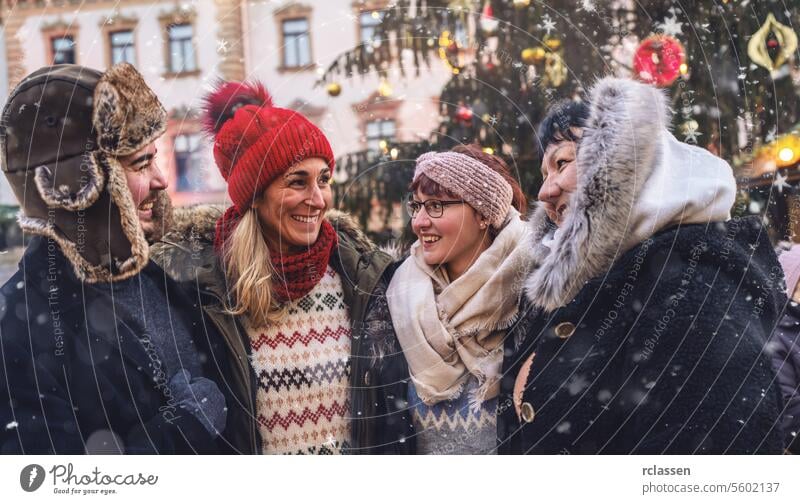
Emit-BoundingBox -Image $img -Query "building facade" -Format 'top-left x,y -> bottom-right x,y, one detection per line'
0,0 -> 449,207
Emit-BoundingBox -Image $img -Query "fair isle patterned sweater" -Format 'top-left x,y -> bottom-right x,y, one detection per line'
409,376 -> 499,455
246,265 -> 352,455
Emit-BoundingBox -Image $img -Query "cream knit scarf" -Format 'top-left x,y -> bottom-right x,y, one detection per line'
387,209 -> 529,407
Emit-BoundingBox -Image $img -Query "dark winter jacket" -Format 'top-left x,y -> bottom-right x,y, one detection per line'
150,206 -> 415,454
499,77 -> 785,454
499,219 -> 786,454
770,300 -> 800,453
356,260 -> 417,454
0,236 -> 243,454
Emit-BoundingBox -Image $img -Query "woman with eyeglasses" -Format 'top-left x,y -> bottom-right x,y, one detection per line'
379,144 -> 529,454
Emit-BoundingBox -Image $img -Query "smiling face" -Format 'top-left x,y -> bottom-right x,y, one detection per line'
538,128 -> 581,226
255,157 -> 332,254
120,142 -> 168,240
410,190 -> 491,281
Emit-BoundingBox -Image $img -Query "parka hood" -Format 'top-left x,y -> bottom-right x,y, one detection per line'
525,77 -> 736,312
151,204 -> 379,285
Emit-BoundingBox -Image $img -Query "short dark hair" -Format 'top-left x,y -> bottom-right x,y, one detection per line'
536,99 -> 590,160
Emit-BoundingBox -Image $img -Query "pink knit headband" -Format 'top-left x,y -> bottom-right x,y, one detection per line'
413,151 -> 513,228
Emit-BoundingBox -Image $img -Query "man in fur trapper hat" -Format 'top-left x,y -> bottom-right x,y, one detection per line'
0,64 -> 236,454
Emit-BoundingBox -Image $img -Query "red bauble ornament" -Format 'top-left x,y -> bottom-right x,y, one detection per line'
633,35 -> 686,87
455,104 -> 474,124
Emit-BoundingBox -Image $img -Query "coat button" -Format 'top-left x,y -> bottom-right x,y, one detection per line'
364,371 -> 371,386
520,402 -> 536,423
554,322 -> 576,339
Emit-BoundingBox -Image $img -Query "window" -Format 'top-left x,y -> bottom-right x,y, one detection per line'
109,30 -> 135,65
174,133 -> 205,192
168,24 -> 196,73
359,11 -> 384,45
51,36 -> 75,64
365,119 -> 396,152
282,18 -> 311,68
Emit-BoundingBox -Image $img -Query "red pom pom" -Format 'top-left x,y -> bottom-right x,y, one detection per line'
201,80 -> 274,136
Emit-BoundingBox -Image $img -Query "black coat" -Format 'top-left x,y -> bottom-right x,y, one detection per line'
499,218 -> 786,454
0,236 -> 247,454
356,263 -> 416,454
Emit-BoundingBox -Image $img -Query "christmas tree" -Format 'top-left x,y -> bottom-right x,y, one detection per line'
321,0 -> 800,240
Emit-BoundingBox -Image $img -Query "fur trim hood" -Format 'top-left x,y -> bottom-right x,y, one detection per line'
152,204 -> 379,284
525,77 -> 736,312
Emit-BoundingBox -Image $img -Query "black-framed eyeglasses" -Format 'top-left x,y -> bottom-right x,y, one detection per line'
406,199 -> 465,218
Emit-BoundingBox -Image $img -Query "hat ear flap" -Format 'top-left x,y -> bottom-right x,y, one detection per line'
33,156 -> 105,211
93,79 -> 124,153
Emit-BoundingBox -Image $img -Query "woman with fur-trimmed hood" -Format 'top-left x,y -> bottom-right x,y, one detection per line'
498,77 -> 786,454
151,81 -> 413,454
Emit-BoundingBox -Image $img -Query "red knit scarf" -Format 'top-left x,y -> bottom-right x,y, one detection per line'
215,206 -> 338,304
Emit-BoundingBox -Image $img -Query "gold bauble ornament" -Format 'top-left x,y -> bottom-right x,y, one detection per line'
543,52 -> 568,88
747,13 -> 798,71
513,0 -> 532,8
521,46 -> 546,65
544,37 -> 562,51
378,79 -> 393,98
326,82 -> 342,97
438,30 -> 466,73
680,119 -> 699,135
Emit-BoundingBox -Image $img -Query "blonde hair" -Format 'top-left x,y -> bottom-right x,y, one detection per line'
223,208 -> 286,328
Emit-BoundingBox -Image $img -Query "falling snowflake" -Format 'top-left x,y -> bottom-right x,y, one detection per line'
323,433 -> 337,448
567,374 -> 589,395
579,0 -> 597,13
217,39 -> 229,54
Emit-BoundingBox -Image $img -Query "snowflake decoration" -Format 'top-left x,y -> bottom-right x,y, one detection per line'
684,123 -> 702,144
773,171 -> 791,194
488,115 -> 498,126
658,15 -> 683,37
217,39 -> 229,54
765,126 -> 778,143
540,14 -> 556,35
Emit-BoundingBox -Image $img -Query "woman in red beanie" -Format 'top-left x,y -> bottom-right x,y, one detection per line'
151,81 -> 414,454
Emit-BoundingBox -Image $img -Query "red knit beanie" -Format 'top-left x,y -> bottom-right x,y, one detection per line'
201,81 -> 335,251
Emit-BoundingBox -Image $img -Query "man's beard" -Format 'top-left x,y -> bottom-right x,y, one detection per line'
144,190 -> 173,244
